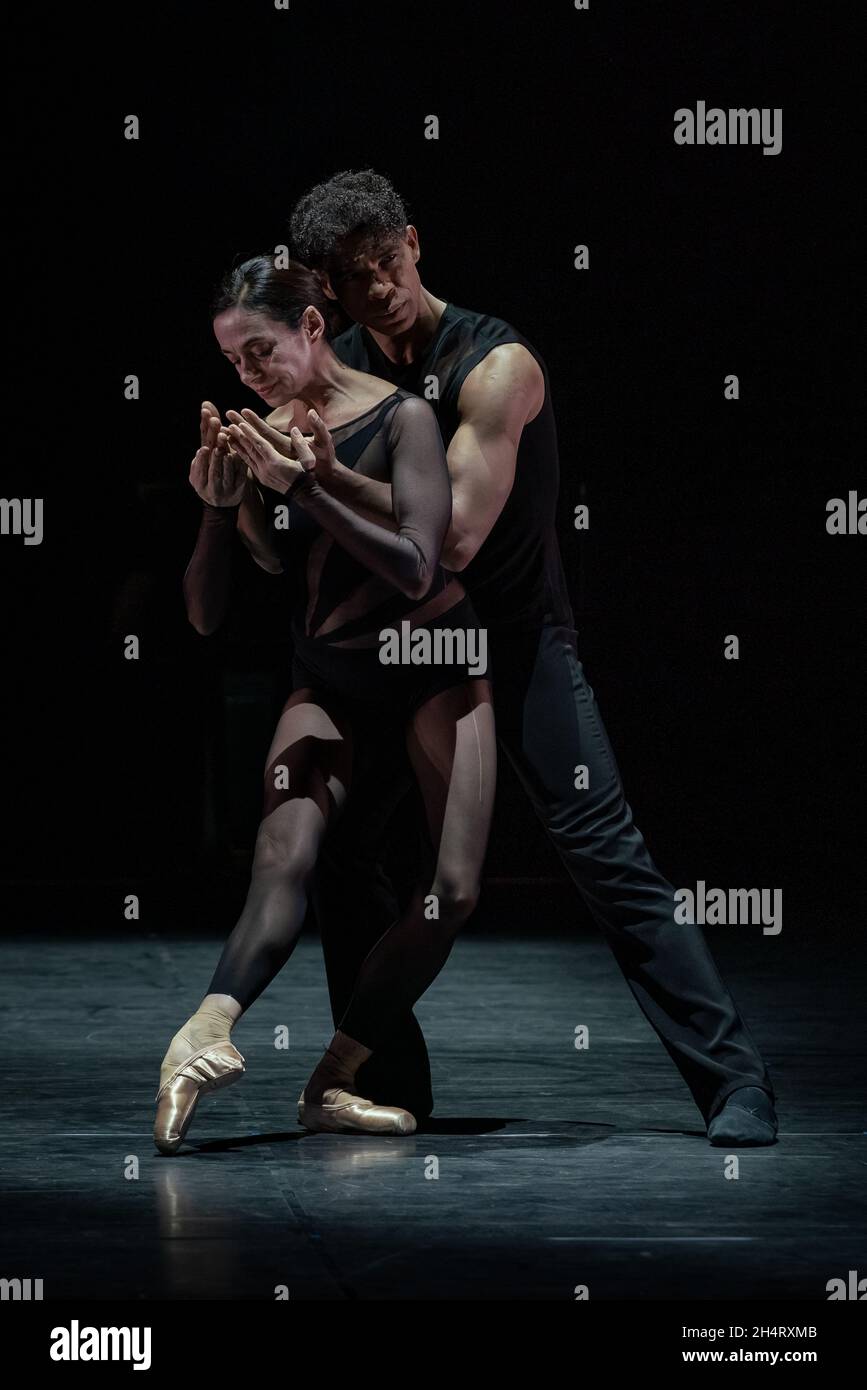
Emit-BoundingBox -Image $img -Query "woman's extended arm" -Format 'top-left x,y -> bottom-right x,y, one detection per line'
228,396 -> 451,600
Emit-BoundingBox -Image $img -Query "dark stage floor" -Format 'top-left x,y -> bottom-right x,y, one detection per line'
2,907 -> 865,1301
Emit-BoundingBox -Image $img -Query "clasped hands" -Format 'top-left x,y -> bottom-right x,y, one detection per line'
189,399 -> 338,505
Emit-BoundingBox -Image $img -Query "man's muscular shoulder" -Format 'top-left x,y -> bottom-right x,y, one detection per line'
457,342 -> 545,431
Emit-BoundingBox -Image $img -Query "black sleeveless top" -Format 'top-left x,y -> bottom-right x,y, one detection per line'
332,303 -> 574,635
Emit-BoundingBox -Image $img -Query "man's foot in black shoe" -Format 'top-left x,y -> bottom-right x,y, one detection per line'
707,1086 -> 778,1146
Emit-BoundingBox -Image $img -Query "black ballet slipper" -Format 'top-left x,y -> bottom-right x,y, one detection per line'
706,1086 -> 778,1146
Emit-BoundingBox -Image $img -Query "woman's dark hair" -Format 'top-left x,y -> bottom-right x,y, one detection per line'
211,253 -> 337,338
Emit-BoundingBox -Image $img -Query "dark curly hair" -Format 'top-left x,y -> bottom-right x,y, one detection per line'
211,253 -> 336,338
289,169 -> 409,273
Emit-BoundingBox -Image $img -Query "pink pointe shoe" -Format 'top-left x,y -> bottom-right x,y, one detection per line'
297,1087 -> 417,1135
154,1041 -> 246,1154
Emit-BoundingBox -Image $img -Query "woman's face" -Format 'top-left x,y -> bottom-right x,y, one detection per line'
213,307 -> 314,406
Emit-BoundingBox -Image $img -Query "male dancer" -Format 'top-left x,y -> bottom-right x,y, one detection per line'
279,169 -> 777,1145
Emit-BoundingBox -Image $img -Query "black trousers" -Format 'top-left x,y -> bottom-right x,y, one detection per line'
312,623 -> 775,1126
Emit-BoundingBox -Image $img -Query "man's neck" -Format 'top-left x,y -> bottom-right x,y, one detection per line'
364,287 -> 449,366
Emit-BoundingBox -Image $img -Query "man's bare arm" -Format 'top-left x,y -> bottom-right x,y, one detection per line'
438,345 -> 544,569
317,344 -> 544,564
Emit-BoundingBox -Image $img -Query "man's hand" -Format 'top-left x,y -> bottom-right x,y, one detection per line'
189,406 -> 247,506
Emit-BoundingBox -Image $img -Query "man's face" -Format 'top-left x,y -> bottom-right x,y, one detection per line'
320,226 -> 422,335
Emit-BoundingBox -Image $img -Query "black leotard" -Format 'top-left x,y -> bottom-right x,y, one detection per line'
279,388 -> 484,715
186,388 -> 485,718
332,303 -> 574,635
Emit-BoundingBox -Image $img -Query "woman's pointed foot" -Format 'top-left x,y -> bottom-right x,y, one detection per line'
154,1040 -> 245,1154
297,1087 -> 417,1135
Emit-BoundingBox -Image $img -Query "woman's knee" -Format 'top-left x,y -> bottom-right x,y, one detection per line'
427,873 -> 480,926
252,819 -> 314,883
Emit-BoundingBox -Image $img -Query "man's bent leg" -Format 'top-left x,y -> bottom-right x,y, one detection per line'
494,625 -> 776,1126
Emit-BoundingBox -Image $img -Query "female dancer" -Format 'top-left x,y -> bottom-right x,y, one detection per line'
154,255 -> 496,1152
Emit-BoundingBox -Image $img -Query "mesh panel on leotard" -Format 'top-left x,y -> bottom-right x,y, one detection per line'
263,389 -> 456,652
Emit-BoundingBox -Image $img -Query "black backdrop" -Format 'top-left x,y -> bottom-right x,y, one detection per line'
4,0 -> 863,927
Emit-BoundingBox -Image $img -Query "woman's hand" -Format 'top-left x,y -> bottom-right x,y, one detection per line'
189,404 -> 247,506
300,409 -> 338,481
231,407 -> 338,484
226,414 -> 315,495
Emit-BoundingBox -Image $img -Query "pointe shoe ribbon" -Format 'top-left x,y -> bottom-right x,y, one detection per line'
153,1041 -> 245,1155
297,1087 -> 417,1135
